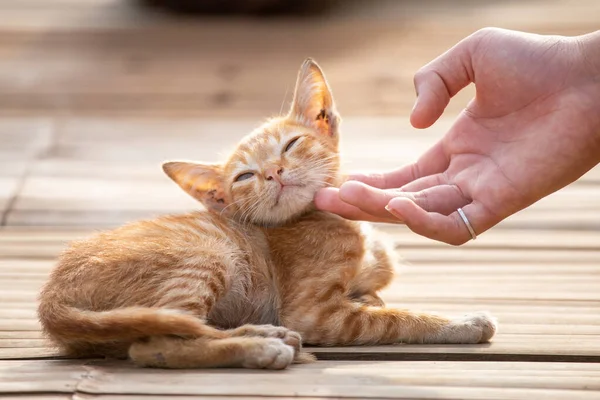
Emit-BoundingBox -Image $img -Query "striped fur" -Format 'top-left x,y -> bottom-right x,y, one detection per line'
38,59 -> 496,370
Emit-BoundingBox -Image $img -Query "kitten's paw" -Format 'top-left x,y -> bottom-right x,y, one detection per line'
433,312 -> 498,344
129,336 -> 170,368
241,338 -> 295,370
232,324 -> 302,353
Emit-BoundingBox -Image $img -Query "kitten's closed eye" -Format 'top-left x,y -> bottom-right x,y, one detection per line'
235,172 -> 255,182
284,137 -> 300,153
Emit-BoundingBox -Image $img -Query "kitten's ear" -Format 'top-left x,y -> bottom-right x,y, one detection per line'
288,58 -> 340,139
162,161 -> 229,212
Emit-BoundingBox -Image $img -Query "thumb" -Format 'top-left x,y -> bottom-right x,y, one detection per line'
410,34 -> 477,129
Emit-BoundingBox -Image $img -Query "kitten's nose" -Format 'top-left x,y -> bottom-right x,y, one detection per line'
265,166 -> 283,182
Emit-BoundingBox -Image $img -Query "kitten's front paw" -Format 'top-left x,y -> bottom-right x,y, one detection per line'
232,324 -> 302,353
241,338 -> 295,370
433,312 -> 498,344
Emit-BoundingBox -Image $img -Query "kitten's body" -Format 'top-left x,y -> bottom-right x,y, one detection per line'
39,60 -> 496,370
41,209 -> 390,356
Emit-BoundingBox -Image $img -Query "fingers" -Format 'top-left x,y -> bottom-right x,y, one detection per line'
338,182 -> 401,220
346,171 -> 400,190
402,185 -> 468,216
340,181 -> 470,218
348,141 -> 450,190
385,198 -> 497,245
315,182 -> 468,221
317,182 -> 492,245
314,187 -> 397,223
410,35 -> 476,129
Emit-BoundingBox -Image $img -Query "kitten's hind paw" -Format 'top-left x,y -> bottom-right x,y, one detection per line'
241,338 -> 295,370
231,324 -> 302,354
431,311 -> 498,344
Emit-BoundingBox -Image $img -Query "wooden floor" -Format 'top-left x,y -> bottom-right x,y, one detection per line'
1,1 -> 600,399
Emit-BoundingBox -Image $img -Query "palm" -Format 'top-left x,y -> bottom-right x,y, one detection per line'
443,32 -> 598,223
441,110 -> 565,226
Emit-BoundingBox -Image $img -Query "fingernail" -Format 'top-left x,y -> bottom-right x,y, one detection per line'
385,205 -> 404,222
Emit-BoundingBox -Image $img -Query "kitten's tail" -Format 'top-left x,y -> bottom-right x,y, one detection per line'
39,303 -> 216,343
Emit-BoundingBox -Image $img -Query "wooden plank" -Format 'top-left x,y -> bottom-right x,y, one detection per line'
0,231 -> 92,241
0,331 -> 44,339
5,359 -> 600,372
0,359 -> 85,393
0,309 -> 38,319
494,210 -> 600,230
0,178 -> 20,216
388,301 -> 600,312
7,360 -> 600,399
13,177 -> 197,211
0,318 -> 41,331
0,338 -> 47,348
0,119 -> 53,162
0,347 -> 61,359
74,360 -> 600,398
309,344 -> 600,362
73,397 -> 356,400
0,118 -> 53,219
0,396 -> 71,400
399,248 -> 600,264
395,264 -> 600,275
70,392 -> 600,400
381,227 -> 600,250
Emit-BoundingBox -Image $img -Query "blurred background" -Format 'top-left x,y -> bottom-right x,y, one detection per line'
2,0 -> 599,118
1,0 -> 599,227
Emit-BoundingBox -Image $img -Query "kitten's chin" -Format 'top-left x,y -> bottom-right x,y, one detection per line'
253,189 -> 316,226
264,201 -> 314,226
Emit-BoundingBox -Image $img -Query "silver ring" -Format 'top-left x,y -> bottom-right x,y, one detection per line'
457,207 -> 477,240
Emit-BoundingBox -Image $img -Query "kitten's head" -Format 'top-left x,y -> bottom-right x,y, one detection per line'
163,59 -> 342,225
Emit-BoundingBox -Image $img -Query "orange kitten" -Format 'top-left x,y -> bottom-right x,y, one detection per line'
38,59 -> 497,370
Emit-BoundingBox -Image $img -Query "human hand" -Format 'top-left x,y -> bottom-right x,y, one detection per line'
316,28 -> 600,245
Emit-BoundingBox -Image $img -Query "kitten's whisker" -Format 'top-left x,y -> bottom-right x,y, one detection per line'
228,196 -> 257,223
219,195 -> 254,218
238,194 -> 263,225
